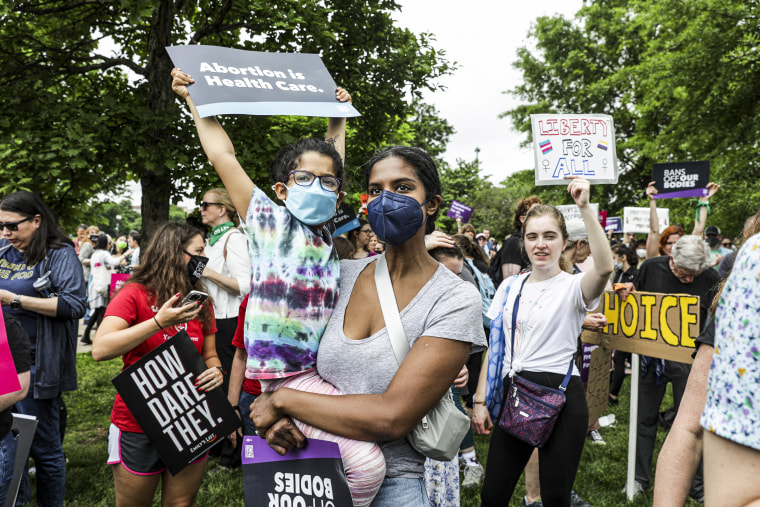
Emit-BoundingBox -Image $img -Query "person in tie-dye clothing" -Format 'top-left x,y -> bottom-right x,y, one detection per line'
701,231 -> 760,505
171,69 -> 385,506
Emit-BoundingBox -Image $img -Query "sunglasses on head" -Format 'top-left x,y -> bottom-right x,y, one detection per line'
0,217 -> 32,232
199,201 -> 223,211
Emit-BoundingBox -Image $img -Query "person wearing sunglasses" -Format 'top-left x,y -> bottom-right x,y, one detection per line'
349,219 -> 377,259
0,191 -> 86,507
197,187 -> 251,471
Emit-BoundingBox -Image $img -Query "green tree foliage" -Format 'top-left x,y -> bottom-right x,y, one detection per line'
0,0 -> 453,239
505,0 -> 760,240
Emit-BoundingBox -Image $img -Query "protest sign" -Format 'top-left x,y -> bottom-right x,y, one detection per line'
530,114 -> 618,186
652,161 -> 710,199
359,194 -> 369,216
605,217 -> 623,233
166,45 -> 361,119
111,331 -> 240,474
623,207 -> 669,234
585,346 -> 612,423
446,200 -> 474,223
598,211 -> 608,228
242,435 -> 352,507
583,291 -> 700,364
0,311 -> 21,397
556,203 -> 599,225
331,202 -> 360,238
110,273 -> 130,299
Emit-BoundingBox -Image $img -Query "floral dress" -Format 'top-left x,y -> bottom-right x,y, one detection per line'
701,233 -> 760,450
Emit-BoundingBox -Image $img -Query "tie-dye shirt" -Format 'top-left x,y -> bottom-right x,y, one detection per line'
242,186 -> 339,379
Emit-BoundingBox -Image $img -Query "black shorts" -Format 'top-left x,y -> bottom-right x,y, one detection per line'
107,423 -> 207,475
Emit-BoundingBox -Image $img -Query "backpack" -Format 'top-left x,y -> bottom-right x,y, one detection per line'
488,247 -> 504,287
466,258 -> 495,328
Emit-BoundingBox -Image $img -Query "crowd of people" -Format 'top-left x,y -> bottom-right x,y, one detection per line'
0,70 -> 757,507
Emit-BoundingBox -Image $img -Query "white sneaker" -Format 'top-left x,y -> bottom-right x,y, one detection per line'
621,481 -> 645,498
588,429 -> 606,445
461,462 -> 485,488
598,414 -> 616,427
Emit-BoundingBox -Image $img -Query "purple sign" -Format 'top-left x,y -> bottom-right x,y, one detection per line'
605,217 -> 622,233
242,436 -> 352,506
447,200 -> 473,223
652,161 -> 710,199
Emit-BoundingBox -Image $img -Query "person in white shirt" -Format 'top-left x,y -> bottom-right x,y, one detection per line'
199,187 -> 251,469
472,177 -> 613,507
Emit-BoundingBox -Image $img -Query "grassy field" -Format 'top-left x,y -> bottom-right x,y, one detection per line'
46,353 -> 701,506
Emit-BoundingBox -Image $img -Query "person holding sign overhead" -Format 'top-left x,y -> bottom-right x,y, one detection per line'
471,177 -> 613,507
92,222 -> 222,507
171,69 -> 390,506
644,180 -> 720,259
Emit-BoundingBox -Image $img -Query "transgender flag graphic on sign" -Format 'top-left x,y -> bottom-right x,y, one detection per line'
539,139 -> 553,154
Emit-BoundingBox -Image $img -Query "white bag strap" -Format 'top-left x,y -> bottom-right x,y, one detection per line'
374,253 -> 409,366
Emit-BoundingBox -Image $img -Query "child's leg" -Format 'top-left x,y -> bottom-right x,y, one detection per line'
268,371 -> 386,507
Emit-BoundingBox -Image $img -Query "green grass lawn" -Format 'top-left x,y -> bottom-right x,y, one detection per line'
49,353 -> 701,506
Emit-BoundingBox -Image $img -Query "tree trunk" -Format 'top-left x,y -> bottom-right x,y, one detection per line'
140,0 -> 176,243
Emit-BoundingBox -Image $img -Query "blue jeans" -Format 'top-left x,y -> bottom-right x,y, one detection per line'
371,477 -> 430,506
14,368 -> 65,507
0,429 -> 18,506
239,391 -> 259,436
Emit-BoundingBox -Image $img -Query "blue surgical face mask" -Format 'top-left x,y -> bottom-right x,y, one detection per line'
367,190 -> 428,247
282,181 -> 338,226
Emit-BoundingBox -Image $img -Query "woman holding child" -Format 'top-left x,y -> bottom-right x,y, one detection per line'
172,65 -> 486,506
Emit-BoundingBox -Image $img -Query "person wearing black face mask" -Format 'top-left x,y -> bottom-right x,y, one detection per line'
251,146 -> 487,505
91,222 -> 223,506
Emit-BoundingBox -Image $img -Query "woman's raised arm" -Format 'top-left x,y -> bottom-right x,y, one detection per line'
566,177 -> 613,305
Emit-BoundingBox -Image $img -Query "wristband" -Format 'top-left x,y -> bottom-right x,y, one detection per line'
473,400 -> 486,406
215,366 -> 226,376
153,316 -> 164,330
695,201 -> 711,221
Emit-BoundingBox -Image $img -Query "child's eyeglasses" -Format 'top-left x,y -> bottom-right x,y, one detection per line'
288,170 -> 343,192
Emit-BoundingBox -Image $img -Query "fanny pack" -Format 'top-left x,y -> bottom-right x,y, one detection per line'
497,276 -> 573,447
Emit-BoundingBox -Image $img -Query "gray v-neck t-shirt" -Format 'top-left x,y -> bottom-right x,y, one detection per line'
317,256 -> 487,477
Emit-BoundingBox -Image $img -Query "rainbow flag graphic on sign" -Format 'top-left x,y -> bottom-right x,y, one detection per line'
539,139 -> 553,154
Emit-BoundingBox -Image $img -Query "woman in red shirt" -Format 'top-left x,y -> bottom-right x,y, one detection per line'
92,222 -> 223,507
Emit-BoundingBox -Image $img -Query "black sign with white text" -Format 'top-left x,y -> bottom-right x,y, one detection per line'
112,331 -> 240,474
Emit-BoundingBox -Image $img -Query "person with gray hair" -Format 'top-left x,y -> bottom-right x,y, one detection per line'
616,234 -> 720,498
563,218 -> 590,273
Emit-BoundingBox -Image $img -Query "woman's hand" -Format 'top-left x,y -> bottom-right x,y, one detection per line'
701,182 -> 720,202
425,231 -> 454,251
171,68 -> 194,99
566,176 -> 591,208
471,404 -> 493,435
154,293 -> 203,328
646,181 -> 659,201
453,365 -> 468,388
195,366 -> 224,393
0,290 -> 15,306
335,87 -> 352,104
582,313 -> 608,332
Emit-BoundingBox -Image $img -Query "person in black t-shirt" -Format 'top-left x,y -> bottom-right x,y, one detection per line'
616,235 -> 719,495
490,196 -> 542,285
1,313 -> 31,505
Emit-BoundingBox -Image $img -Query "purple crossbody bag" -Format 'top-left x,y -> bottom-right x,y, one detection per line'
498,276 -> 574,447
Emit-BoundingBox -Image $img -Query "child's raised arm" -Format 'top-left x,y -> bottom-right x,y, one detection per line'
325,87 -> 352,165
171,68 -> 255,219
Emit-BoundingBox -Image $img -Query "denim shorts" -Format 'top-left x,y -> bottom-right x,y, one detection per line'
370,477 -> 429,506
